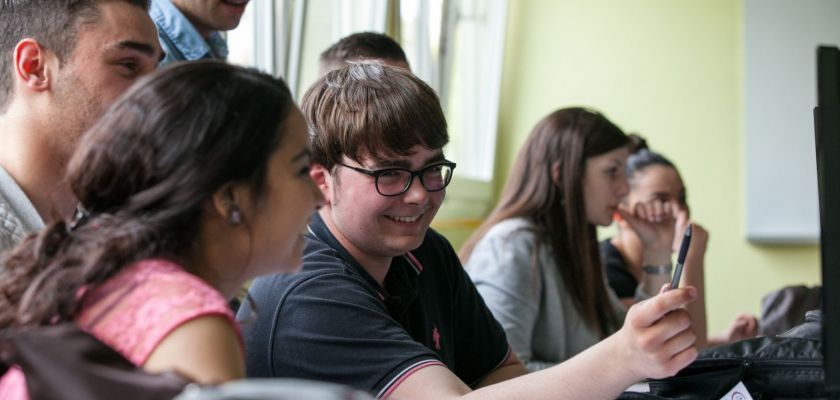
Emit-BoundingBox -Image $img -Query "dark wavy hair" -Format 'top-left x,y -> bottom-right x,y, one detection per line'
462,107 -> 628,338
0,60 -> 295,328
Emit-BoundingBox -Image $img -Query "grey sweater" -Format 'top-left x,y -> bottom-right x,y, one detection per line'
464,217 -> 626,371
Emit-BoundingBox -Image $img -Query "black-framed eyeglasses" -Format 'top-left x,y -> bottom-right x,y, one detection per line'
336,161 -> 457,196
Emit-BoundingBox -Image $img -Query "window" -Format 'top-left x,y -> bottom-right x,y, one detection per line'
399,0 -> 509,238
296,0 -> 389,97
227,0 -> 306,95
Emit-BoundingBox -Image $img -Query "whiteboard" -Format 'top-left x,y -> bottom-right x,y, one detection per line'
744,0 -> 840,244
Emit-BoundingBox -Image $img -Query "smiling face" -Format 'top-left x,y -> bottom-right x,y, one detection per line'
319,145 -> 446,266
582,146 -> 630,226
171,0 -> 250,37
245,109 -> 324,276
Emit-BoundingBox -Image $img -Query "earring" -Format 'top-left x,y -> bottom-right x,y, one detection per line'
228,205 -> 242,226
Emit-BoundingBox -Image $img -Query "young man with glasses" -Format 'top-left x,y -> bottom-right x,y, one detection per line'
240,63 -> 699,399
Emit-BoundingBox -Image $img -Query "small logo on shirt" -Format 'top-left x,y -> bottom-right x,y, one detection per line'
432,325 -> 441,350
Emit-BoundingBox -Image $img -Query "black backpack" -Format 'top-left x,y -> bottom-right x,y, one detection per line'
619,311 -> 837,399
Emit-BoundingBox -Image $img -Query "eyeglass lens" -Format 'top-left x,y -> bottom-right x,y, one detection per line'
377,164 -> 453,195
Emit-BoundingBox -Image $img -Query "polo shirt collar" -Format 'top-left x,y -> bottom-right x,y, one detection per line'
150,0 -> 229,61
307,213 -> 422,310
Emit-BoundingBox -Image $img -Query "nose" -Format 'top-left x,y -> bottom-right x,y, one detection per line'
401,175 -> 430,205
616,176 -> 629,198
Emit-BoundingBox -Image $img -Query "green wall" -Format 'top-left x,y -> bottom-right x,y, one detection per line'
489,0 -> 820,333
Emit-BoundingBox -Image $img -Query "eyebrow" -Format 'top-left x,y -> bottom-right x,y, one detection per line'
109,40 -> 164,62
371,152 -> 446,169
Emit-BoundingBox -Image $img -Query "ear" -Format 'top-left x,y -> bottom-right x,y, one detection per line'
209,182 -> 251,224
14,39 -> 51,93
550,160 -> 562,186
309,164 -> 333,205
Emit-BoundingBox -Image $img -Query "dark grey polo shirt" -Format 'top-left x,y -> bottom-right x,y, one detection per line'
239,213 -> 510,398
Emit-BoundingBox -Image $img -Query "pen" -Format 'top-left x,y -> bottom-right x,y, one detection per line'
670,224 -> 692,290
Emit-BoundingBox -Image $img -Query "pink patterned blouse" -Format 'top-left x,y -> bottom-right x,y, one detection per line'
0,258 -> 242,399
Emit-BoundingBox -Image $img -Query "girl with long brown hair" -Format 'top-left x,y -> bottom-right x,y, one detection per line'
462,107 -> 682,370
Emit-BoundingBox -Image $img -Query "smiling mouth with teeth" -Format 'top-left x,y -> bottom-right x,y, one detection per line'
388,215 -> 422,223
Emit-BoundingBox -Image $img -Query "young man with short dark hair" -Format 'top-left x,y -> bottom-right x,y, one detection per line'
0,0 -> 162,254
